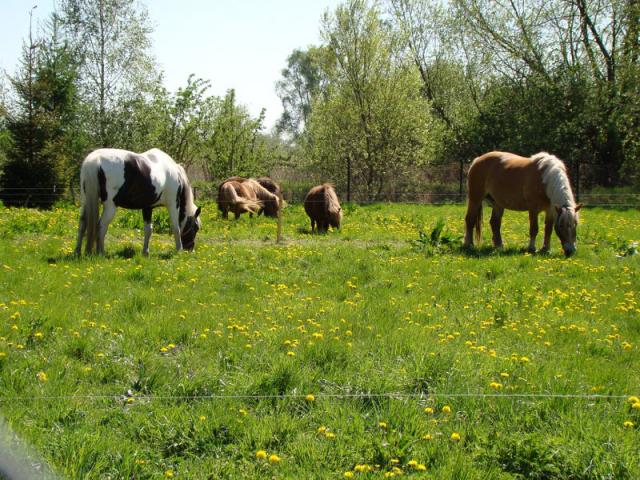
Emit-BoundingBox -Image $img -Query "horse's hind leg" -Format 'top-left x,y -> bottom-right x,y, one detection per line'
142,207 -> 153,256
464,200 -> 482,247
527,210 -> 539,253
490,206 -> 504,248
96,201 -> 116,255
74,210 -> 87,256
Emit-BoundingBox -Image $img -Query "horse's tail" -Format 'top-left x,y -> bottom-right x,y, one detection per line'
80,158 -> 100,254
474,203 -> 482,245
221,182 -> 262,214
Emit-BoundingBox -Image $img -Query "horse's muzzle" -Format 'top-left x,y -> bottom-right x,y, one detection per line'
563,244 -> 576,257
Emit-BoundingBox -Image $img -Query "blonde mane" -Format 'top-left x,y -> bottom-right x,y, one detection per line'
323,183 -> 341,216
533,152 -> 576,208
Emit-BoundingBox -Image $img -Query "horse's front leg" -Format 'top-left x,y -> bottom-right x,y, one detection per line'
142,207 -> 153,256
168,206 -> 183,251
540,210 -> 554,253
463,202 -> 481,247
97,201 -> 116,255
490,206 -> 504,248
528,210 -> 539,253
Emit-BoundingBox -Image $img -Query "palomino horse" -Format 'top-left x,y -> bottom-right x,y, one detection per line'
217,177 -> 282,219
304,184 -> 342,233
74,148 -> 201,255
464,151 -> 582,257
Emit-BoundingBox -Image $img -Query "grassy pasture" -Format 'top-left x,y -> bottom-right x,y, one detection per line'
0,202 -> 638,479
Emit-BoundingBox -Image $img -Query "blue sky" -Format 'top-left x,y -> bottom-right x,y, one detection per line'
0,0 -> 343,130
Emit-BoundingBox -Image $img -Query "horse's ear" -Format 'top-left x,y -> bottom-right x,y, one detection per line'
195,207 -> 201,217
575,203 -> 583,212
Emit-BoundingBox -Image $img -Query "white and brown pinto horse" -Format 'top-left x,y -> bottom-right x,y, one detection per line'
74,148 -> 201,256
464,151 -> 582,257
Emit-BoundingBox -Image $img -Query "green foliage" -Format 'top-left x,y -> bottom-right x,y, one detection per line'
412,218 -> 461,255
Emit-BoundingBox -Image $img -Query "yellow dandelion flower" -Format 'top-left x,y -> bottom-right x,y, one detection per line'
627,396 -> 640,404
632,403 -> 640,410
344,472 -> 354,479
407,460 -> 418,468
268,454 -> 281,464
450,432 -> 461,441
378,421 -> 388,429
256,450 -> 267,459
199,415 -> 206,422
305,394 -> 315,402
317,425 -> 327,434
623,420 -> 635,428
424,407 -> 434,414
422,434 -> 433,440
489,381 -> 503,390
36,371 -> 47,382
442,405 -> 452,414
416,464 -> 427,471
164,470 -> 174,478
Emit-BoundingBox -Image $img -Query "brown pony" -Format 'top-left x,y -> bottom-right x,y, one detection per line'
304,184 -> 342,233
217,180 -> 261,219
217,177 -> 282,219
464,151 -> 582,257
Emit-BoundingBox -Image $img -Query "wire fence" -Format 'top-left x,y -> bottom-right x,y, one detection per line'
0,392 -> 633,403
1,188 -> 639,208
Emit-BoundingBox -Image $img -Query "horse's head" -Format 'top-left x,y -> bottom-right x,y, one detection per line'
554,204 -> 582,257
329,207 -> 342,229
181,206 -> 201,251
261,192 -> 282,218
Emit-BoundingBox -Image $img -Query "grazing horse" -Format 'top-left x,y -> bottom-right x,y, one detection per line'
74,148 -> 201,256
464,151 -> 582,257
304,184 -> 342,233
217,177 -> 282,219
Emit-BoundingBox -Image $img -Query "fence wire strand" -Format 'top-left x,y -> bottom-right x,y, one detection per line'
0,392 -> 631,403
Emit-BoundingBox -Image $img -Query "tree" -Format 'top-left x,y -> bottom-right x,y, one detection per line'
275,47 -> 330,139
58,0 -> 156,147
450,0 -> 640,188
205,89 -> 267,180
0,13 -> 81,207
306,0 -> 435,201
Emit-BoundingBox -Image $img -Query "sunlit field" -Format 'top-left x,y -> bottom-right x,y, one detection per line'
0,202 -> 638,479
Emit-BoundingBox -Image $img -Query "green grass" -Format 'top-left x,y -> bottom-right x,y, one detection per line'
0,202 -> 639,479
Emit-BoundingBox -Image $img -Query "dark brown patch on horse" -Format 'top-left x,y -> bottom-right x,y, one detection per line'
304,184 -> 342,233
113,154 -> 161,209
98,167 -> 107,202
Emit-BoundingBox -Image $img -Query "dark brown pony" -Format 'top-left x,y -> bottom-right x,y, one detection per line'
464,151 -> 582,257
217,177 -> 282,219
304,184 -> 342,233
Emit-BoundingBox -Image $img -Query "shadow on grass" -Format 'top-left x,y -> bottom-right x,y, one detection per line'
456,244 -> 558,258
46,245 -> 177,263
